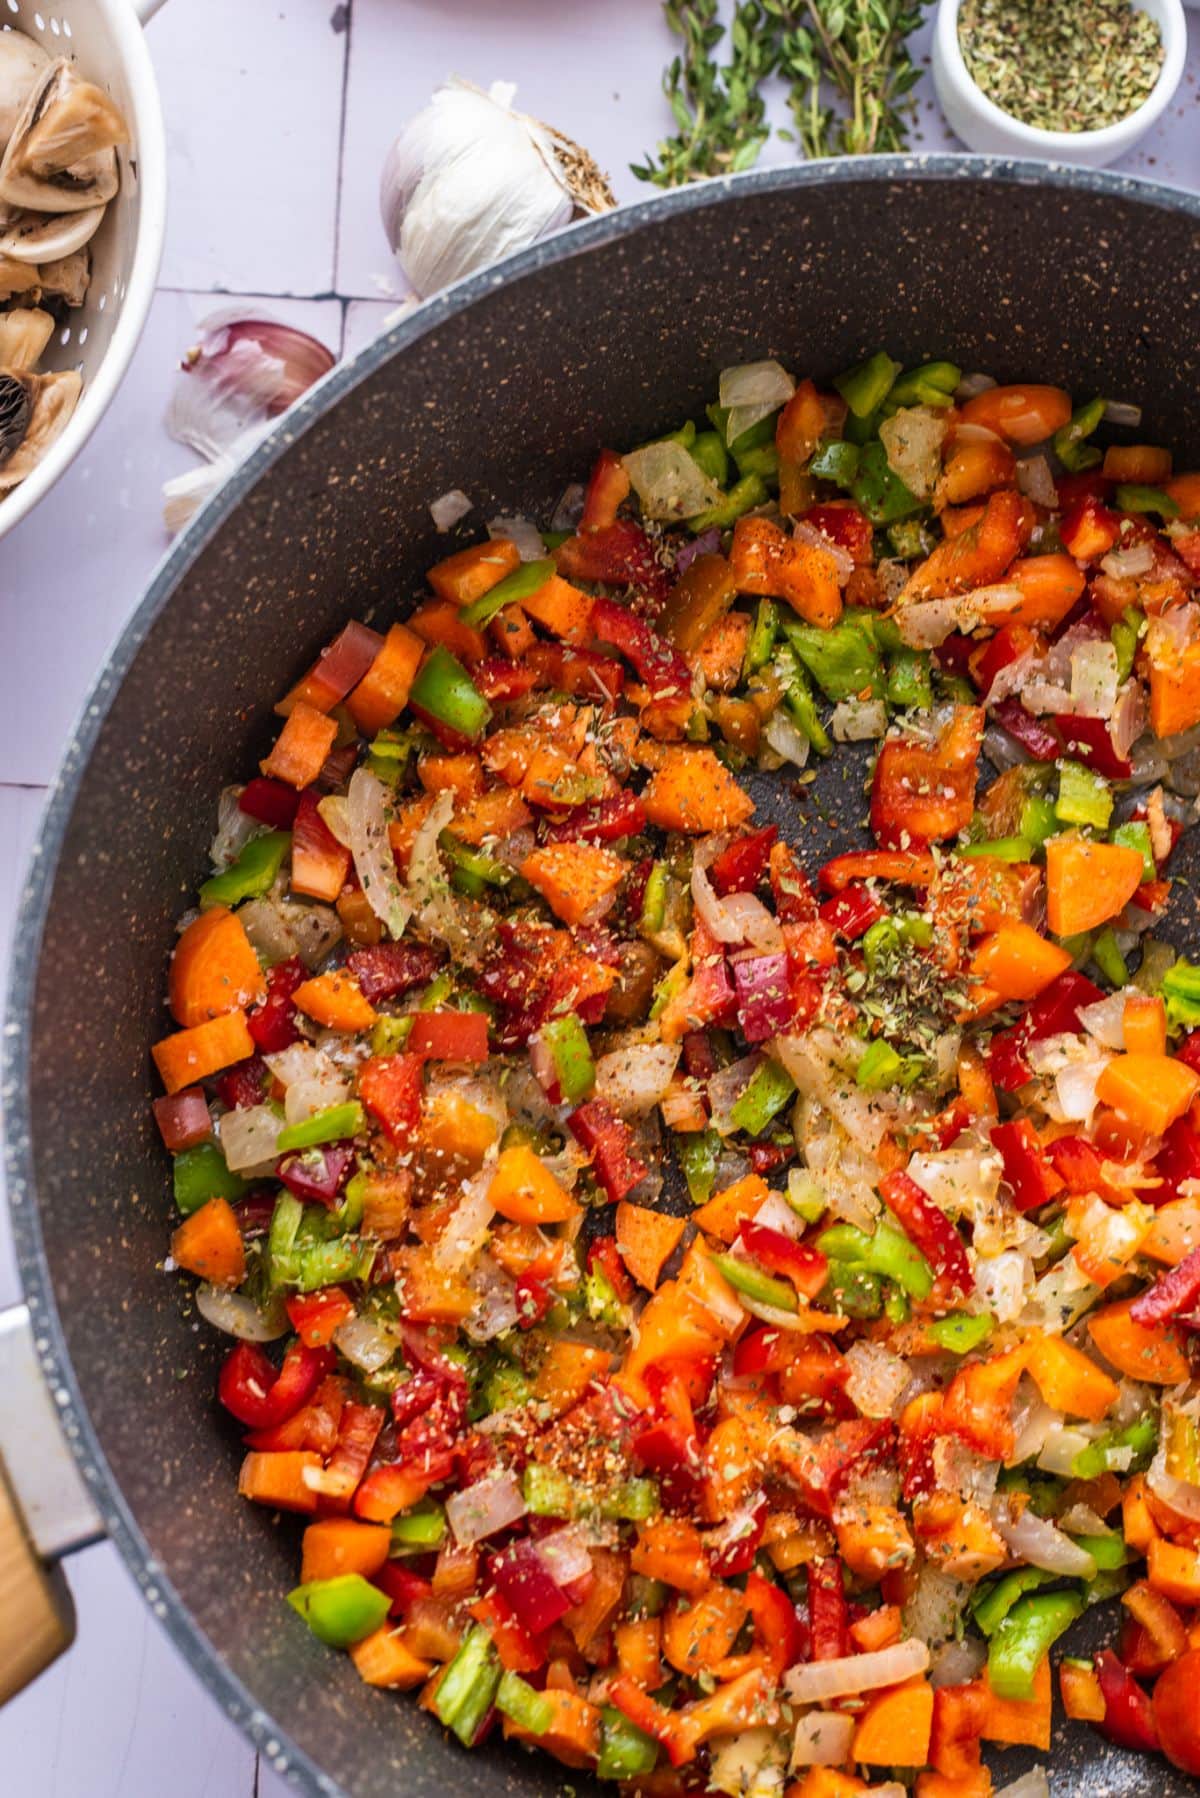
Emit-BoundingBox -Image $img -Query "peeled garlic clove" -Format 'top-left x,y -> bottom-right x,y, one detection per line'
0,366 -> 80,491
0,199 -> 104,263
0,306 -> 54,371
0,31 -> 48,153
38,247 -> 90,307
380,78 -> 613,299
0,59 -> 128,213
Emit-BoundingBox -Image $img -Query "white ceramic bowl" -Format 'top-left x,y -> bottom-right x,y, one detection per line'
933,0 -> 1187,169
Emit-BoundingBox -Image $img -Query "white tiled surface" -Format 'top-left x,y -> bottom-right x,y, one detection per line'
0,1 -> 1198,1792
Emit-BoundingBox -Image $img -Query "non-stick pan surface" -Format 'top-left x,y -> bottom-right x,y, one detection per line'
8,158 -> 1200,1797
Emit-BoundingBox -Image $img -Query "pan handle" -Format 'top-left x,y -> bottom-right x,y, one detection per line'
0,1304 -> 103,1703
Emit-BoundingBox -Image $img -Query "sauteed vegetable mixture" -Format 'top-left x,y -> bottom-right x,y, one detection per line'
154,353 -> 1200,1793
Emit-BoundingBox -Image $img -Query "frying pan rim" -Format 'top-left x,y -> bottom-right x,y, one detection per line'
6,152 -> 1200,1795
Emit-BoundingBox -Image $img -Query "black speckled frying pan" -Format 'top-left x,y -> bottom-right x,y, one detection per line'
5,157 -> 1200,1797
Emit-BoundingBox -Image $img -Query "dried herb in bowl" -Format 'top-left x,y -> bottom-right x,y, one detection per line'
958,0 -> 1165,134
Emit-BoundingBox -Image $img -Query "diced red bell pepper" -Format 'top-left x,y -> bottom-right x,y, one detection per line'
1152,1115 -> 1200,1205
991,1119 -> 1065,1213
1044,1135 -> 1127,1209
569,1098 -> 648,1203
231,1190 -> 277,1239
215,1054 -> 268,1111
632,1415 -> 703,1514
804,502 -> 873,564
1027,971 -> 1106,1039
606,1676 -> 691,1768
705,1494 -> 769,1577
475,658 -> 539,703
686,917 -> 738,1030
152,1086 -> 212,1151
709,826 -> 778,897
373,1560 -> 433,1619
354,1454 -> 454,1522
681,1029 -> 717,1086
359,1052 -> 424,1148
770,841 -> 819,923
749,1140 -> 796,1175
247,955 -> 307,1053
790,1417 -> 896,1518
285,1286 -> 355,1347
807,1557 -> 850,1662
346,941 -> 443,1004
542,789 -> 647,845
745,1568 -> 806,1679
1177,1031 -> 1200,1076
870,707 -> 983,850
318,1400 -> 385,1508
820,883 -> 885,940
277,1142 -> 356,1206
1053,712 -> 1132,779
406,1009 -> 490,1064
936,631 -> 978,682
469,1591 -> 546,1674
291,787 -> 352,894
879,1170 -> 971,1298
556,518 -> 673,606
985,1031 -> 1033,1093
589,594 -> 692,699
218,1341 -> 334,1431
1094,1650 -> 1161,1755
526,642 -> 626,701
1130,1245 -> 1200,1328
1056,471 -> 1116,511
973,623 -> 1037,699
513,1267 -> 554,1331
391,1366 -> 467,1469
283,622 -> 383,715
588,1234 -> 634,1303
580,447 -> 631,532
238,776 -> 301,829
991,698 -> 1061,762
739,1221 -> 828,1300
732,951 -> 792,1045
492,1540 -> 572,1635
1059,495 -> 1121,562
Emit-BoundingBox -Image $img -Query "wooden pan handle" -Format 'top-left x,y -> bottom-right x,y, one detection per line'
0,1454 -> 75,1702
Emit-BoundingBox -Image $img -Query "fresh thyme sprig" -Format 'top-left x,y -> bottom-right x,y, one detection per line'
634,0 -> 927,185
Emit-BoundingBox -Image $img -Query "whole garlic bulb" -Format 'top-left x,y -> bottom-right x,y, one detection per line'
380,78 -> 614,299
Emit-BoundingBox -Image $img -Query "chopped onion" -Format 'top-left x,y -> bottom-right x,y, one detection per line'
240,896 -> 343,968
894,583 -> 1023,648
1148,1448 -> 1200,1522
930,1635 -> 987,1689
708,1054 -> 762,1137
1077,992 -> 1128,1050
218,1104 -> 281,1172
753,1190 -> 805,1240
784,1637 -> 930,1702
879,407 -> 947,501
265,1043 -> 352,1122
1111,681 -> 1147,762
463,1257 -> 519,1343
433,1169 -> 494,1271
1023,1256 -> 1102,1336
1015,453 -> 1057,509
1059,1503 -> 1115,1537
430,488 -> 473,531
317,793 -> 353,848
1101,540 -> 1154,579
955,373 -> 997,401
789,1712 -> 854,1770
622,440 -> 721,522
976,1251 -> 1034,1325
487,514 -> 544,560
1068,639 -> 1119,719
903,1568 -> 967,1649
536,1524 -> 593,1585
1103,399 -> 1142,429
1053,1056 -> 1108,1125
196,1283 -> 287,1341
764,707 -> 810,769
992,1502 -> 1096,1578
995,1776 -> 1049,1798
595,1043 -> 681,1116
348,768 -> 410,941
844,1341 -> 910,1418
550,482 -> 584,533
719,358 -> 795,445
210,785 -> 261,870
831,697 -> 887,741
446,1469 -> 526,1545
334,1314 -> 398,1374
711,1727 -> 788,1797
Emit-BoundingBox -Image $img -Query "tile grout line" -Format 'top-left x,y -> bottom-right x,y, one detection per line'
330,0 -> 356,325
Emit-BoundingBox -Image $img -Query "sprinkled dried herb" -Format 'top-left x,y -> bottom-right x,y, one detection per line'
958,0 -> 1164,134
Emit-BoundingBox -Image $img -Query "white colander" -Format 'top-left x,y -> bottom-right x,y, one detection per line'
0,0 -> 166,540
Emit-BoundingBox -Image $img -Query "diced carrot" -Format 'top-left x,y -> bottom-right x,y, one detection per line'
238,1450 -> 322,1514
1124,991 -> 1167,1057
980,1654 -> 1051,1750
616,1202 -> 687,1293
901,488 -> 1022,601
835,1505 -> 915,1583
960,384 -> 1072,445
419,1088 -> 499,1171
852,1678 -> 934,1766
1144,1196 -> 1200,1265
1150,639 -> 1200,738
349,1624 -> 431,1689
488,1144 -> 580,1224
301,1518 -> 392,1584
169,905 -> 266,1029
912,1491 -> 1007,1581
170,1196 -> 245,1287
1024,1332 -> 1119,1422
152,1009 -> 255,1094
520,572 -> 595,643
615,1615 -> 663,1688
407,599 -> 487,665
1059,1659 -> 1106,1722
336,886 -> 382,947
1147,1538 -> 1200,1606
346,622 -> 424,736
1088,1295 -> 1190,1384
642,746 -> 756,834
936,436 -> 1016,507
417,752 -> 483,800
698,610 -> 752,691
391,1243 -> 477,1325
776,379 -> 827,464
1045,835 -> 1145,936
916,1775 -> 992,1798
502,1687 -> 601,1768
520,842 -> 626,927
617,1282 -> 725,1408
427,538 -> 521,606
451,786 -> 533,846
729,515 -> 842,627
1104,444 -> 1172,484
532,1340 -> 611,1419
292,970 -> 377,1034
630,1517 -> 711,1594
692,1174 -> 770,1245
849,1604 -> 903,1653
663,1584 -> 748,1675
1166,471 -> 1200,520
1095,1052 -> 1200,1137
658,555 -> 738,656
562,1545 -> 628,1654
792,1774 -> 870,1798
1004,553 -> 1086,631
969,923 -> 1071,1002
490,603 -> 535,660
260,700 -> 338,790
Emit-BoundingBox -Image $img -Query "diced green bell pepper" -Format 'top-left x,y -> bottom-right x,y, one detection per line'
809,438 -> 859,487
1115,484 -> 1179,518
433,1625 -> 502,1745
585,1264 -> 627,1329
1110,606 -> 1144,683
199,830 -> 290,909
1053,397 -> 1106,474
987,1592 -> 1083,1701
711,1252 -> 798,1313
743,597 -> 780,676
1163,956 -> 1200,1030
294,1235 -> 376,1293
481,1360 -> 531,1415
886,648 -> 933,710
598,1707 -> 659,1779
391,1502 -> 447,1551
287,1574 -> 390,1647
776,646 -> 833,756
687,472 -> 770,534
1056,759 -> 1113,830
927,1312 -> 994,1355
1091,926 -> 1128,988
173,1141 -> 248,1216
855,1039 -> 905,1091
820,1263 -> 883,1319
884,361 -> 961,410
1071,1531 -> 1128,1572
971,1567 -> 1057,1638
677,1128 -> 720,1205
691,430 -> 730,486
728,1058 -> 796,1136
460,558 -> 554,630
834,351 -> 900,419
539,1013 -> 595,1103
1112,819 -> 1155,882
639,861 -> 669,936
782,615 -> 883,702
886,517 -> 938,561
1071,1411 -> 1158,1479
408,645 -> 491,742
734,440 -> 779,484
818,1216 -> 934,1301
496,1670 -> 556,1737
1020,793 -> 1060,850
851,440 -> 924,526
957,836 -> 1035,864
276,1101 -> 364,1155
440,830 -> 515,898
